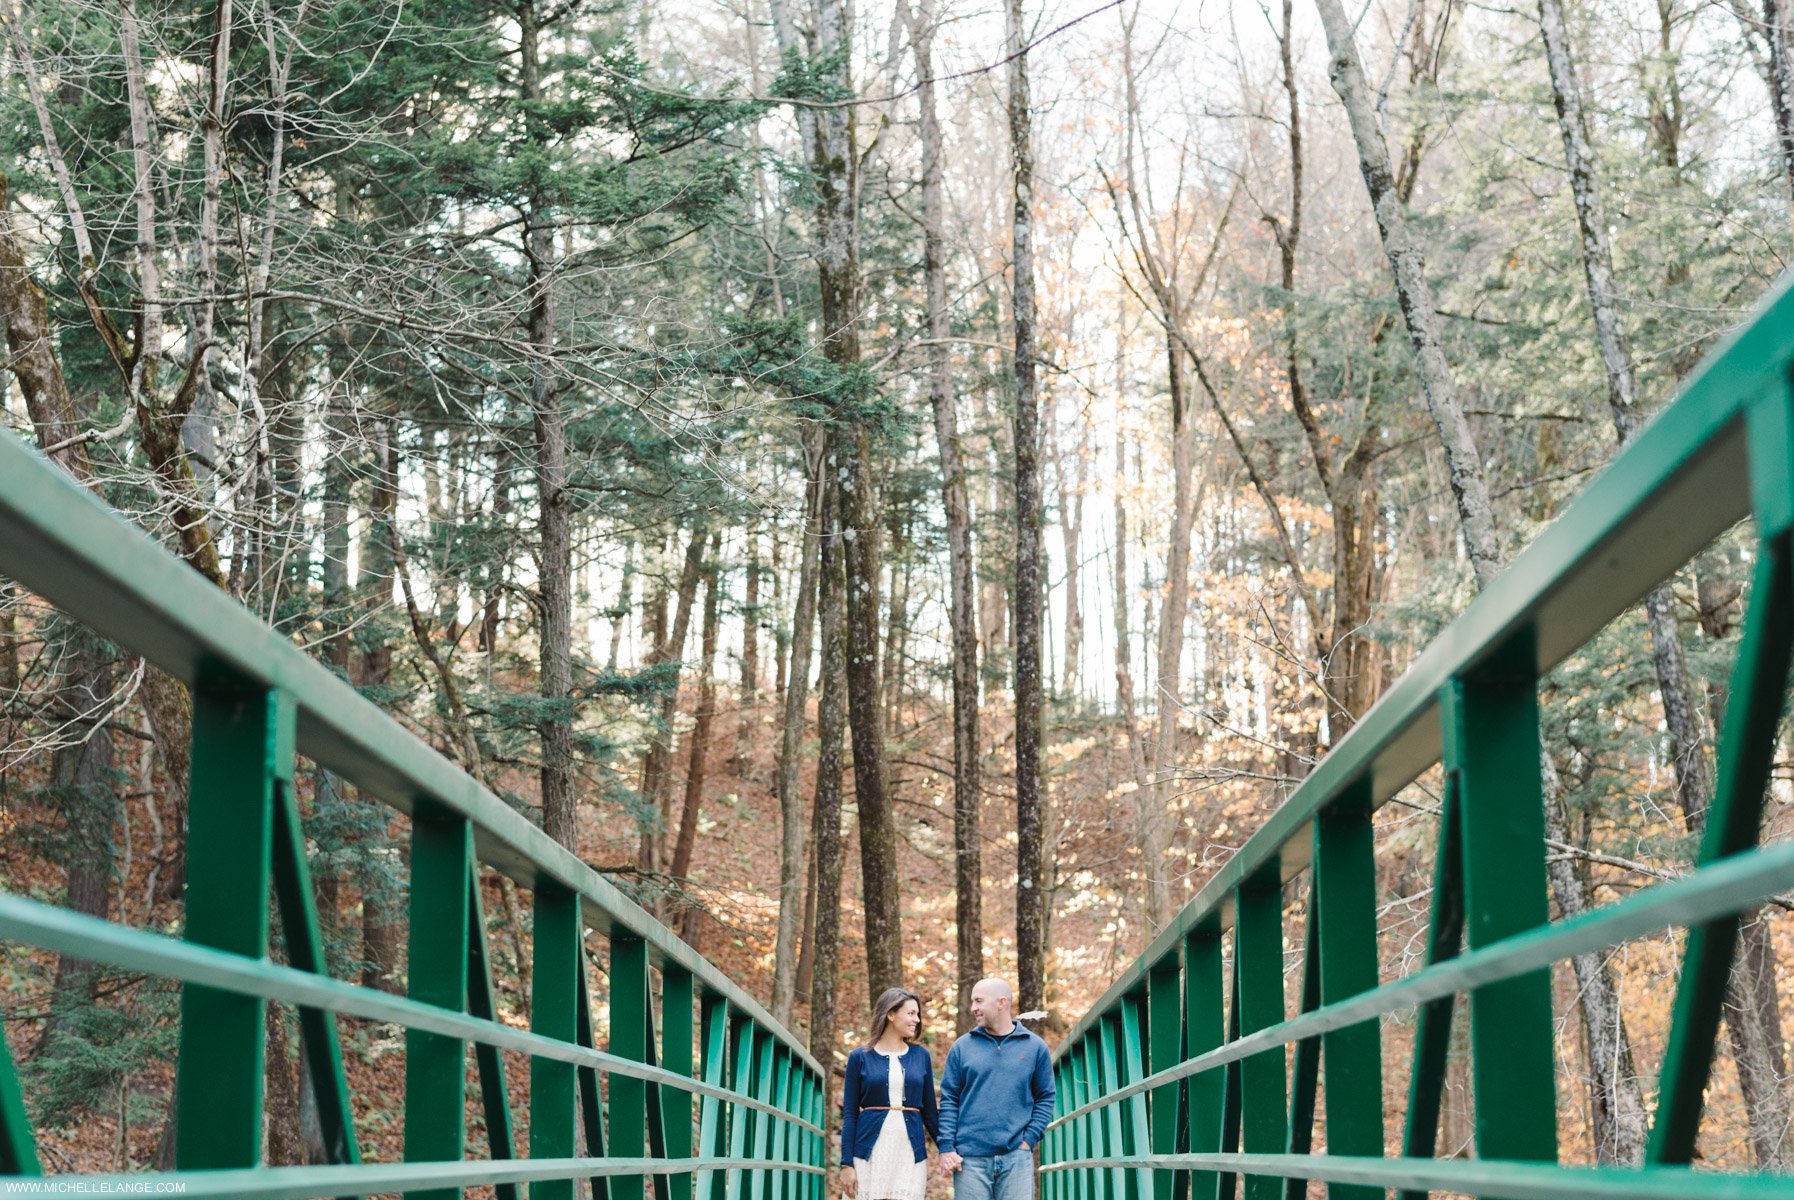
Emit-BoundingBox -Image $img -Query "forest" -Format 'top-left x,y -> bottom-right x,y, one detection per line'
1,0 -> 1792,1180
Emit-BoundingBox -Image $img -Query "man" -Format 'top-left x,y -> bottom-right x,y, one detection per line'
937,979 -> 1055,1200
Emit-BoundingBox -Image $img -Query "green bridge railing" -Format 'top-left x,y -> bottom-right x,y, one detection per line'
0,423 -> 826,1190
1041,277 -> 1794,1200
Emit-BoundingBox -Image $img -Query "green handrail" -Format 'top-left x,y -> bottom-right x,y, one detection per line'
1042,271 -> 1794,1200
0,421 -> 826,1194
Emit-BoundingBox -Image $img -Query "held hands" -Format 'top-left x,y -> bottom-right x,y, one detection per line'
939,1152 -> 964,1173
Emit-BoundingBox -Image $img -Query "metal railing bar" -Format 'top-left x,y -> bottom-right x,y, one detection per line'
1048,273 -> 1794,1059
1040,1155 -> 1788,1199
0,430 -> 823,1078
16,1157 -> 824,1200
1047,833 -> 1794,1130
0,895 -> 823,1137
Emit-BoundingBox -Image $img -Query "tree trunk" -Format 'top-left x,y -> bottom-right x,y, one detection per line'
1311,0 -> 1503,588
358,423 -> 401,992
1008,0 -> 1047,1015
1055,402 -> 1087,701
520,0 -> 576,852
904,0 -> 984,1033
772,431 -> 826,1025
1762,0 -> 1794,218
607,542 -> 632,672
1140,331 -> 1194,935
672,539 -> 723,913
809,459 -> 850,1100
3,177 -> 123,1043
1537,0 -> 1791,1160
846,426 -> 904,1000
804,0 -> 901,1000
639,533 -> 706,878
735,531 -> 761,768
1317,0 -> 1647,1161
119,0 -> 226,589
264,1006 -> 302,1166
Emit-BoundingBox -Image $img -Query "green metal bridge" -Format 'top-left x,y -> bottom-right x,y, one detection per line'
0,273 -> 1792,1197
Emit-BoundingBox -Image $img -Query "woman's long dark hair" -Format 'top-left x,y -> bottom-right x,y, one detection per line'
860,987 -> 922,1050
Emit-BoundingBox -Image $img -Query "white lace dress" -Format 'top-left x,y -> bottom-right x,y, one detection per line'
854,1051 -> 928,1200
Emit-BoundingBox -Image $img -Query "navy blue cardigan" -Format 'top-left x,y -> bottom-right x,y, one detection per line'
839,1043 -> 940,1166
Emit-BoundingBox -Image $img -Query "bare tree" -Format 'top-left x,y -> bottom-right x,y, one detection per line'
1311,0 -> 1502,588
1008,0 -> 1048,1014
901,0 -> 984,1032
771,432 -> 825,1025
1539,0 -> 1790,1162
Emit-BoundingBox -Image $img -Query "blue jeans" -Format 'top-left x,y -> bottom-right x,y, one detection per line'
954,1146 -> 1035,1200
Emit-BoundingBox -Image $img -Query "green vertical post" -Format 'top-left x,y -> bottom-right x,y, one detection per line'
401,802 -> 472,1200
1184,928 -> 1224,1200
1649,538 -> 1794,1161
1119,995 -> 1153,1200
1280,909 -> 1320,1200
1070,1039 -> 1094,1200
1313,791 -> 1383,1200
697,993 -> 732,1200
646,995 -> 673,1200
612,935 -> 652,1200
1444,672 -> 1556,1166
466,871 -> 518,1200
664,967 -> 697,1200
1218,954 -> 1243,1200
1234,876 -> 1287,1200
1147,953 -> 1182,1200
810,1062 -> 827,1200
577,950 -> 614,1200
1046,1062 -> 1066,1200
1396,775 -> 1464,1200
0,1022 -> 38,1176
746,1028 -> 777,1200
270,776 -> 361,1168
531,886 -> 580,1200
175,686 -> 289,1169
723,1018 -> 756,1200
1096,1012 -> 1129,1200
771,1046 -> 795,1200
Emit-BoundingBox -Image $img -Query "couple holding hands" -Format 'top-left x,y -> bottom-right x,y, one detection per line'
838,979 -> 1054,1200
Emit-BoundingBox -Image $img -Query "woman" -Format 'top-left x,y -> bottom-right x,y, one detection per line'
838,988 -> 939,1200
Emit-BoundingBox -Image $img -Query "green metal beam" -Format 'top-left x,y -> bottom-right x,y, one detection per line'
270,776 -> 361,1170
613,934 -> 653,1200
0,1021 -> 38,1176
1649,529 -> 1794,1162
175,686 -> 290,1170
532,884 -> 581,1200
1035,277 -> 1794,1055
1182,928 -> 1224,1200
1445,672 -> 1556,1166
22,1158 -> 823,1200
1147,953 -> 1183,1200
664,966 -> 698,1200
1044,1154 -> 1794,1200
696,993 -> 732,1200
1232,878 -> 1287,1200
577,947 -> 614,1200
402,803 -> 472,1200
1396,774 -> 1464,1200
1311,794 -> 1380,1200
466,870 -> 519,1200
0,427 -> 825,1082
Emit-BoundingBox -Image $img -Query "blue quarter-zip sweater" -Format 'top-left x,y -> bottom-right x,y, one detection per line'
937,1023 -> 1055,1156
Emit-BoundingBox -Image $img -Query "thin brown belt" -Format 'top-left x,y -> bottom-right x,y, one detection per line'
860,1106 -> 921,1112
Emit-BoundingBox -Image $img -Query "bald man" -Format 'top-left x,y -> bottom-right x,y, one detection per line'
936,979 -> 1054,1200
